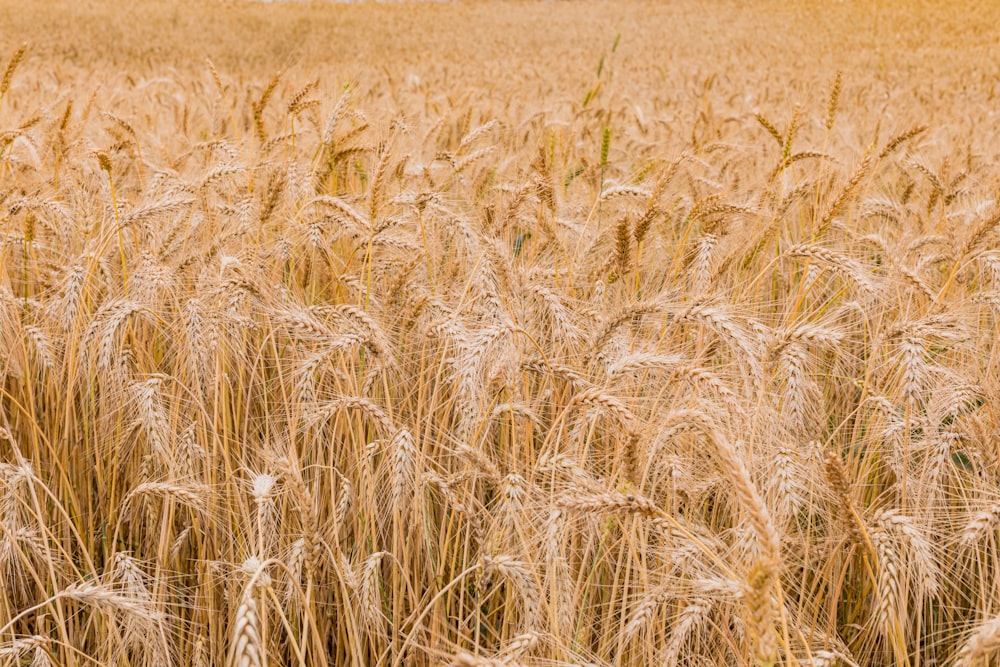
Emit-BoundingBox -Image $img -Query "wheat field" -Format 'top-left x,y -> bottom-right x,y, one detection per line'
1,1 -> 1000,666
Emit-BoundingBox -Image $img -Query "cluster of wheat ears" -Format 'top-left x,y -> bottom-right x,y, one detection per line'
2,2 -> 1000,666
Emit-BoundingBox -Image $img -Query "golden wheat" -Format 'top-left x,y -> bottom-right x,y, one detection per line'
1,1 -> 1000,666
